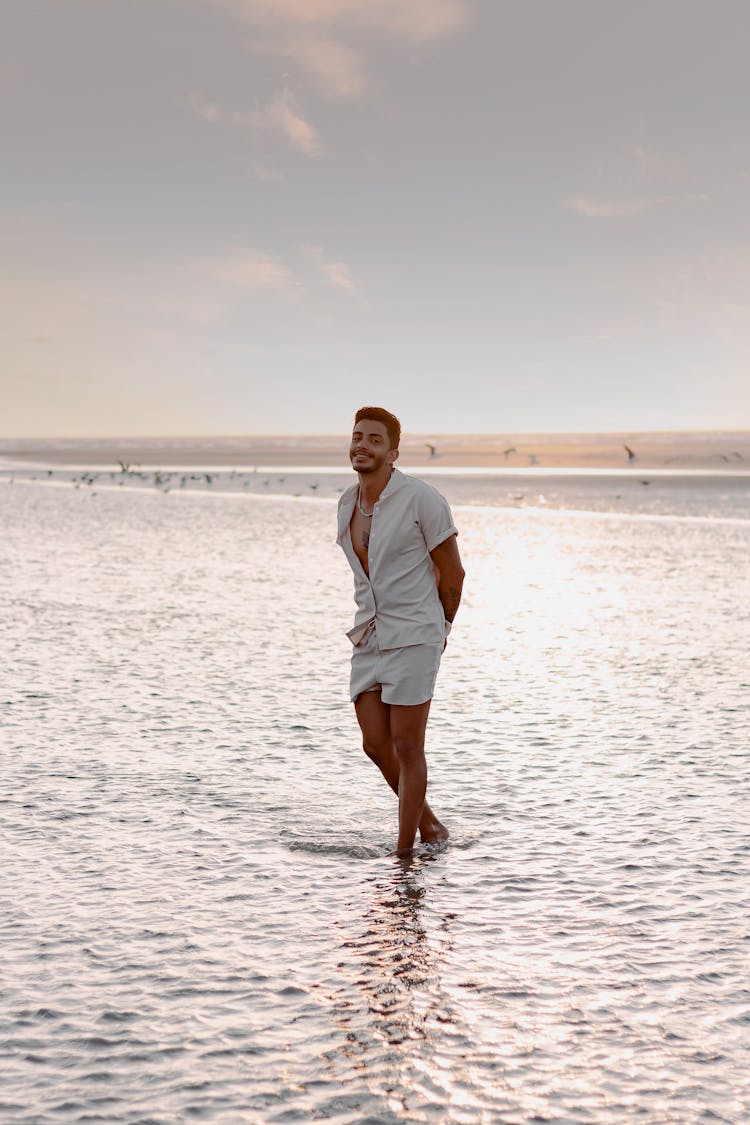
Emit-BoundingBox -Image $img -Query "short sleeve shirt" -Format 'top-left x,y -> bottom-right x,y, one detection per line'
336,468 -> 458,649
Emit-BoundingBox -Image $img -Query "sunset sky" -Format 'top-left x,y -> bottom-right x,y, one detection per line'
3,0 -> 750,436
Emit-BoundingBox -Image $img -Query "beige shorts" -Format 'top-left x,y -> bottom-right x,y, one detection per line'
350,622 -> 443,706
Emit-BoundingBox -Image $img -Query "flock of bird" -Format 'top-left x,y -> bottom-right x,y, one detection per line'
3,465 -> 336,498
112,465 -> 331,495
424,441 -> 744,465
3,443 -> 745,497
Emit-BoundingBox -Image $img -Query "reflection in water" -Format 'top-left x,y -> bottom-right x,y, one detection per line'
322,856 -> 478,1118
344,860 -> 446,1044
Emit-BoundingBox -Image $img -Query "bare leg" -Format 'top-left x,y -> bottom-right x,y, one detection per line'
389,701 -> 431,852
354,691 -> 448,845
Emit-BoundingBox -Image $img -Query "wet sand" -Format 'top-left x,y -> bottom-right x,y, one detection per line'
1,431 -> 748,471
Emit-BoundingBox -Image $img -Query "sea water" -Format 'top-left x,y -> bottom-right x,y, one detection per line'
2,473 -> 749,1123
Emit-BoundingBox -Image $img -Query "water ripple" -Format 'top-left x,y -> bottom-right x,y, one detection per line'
1,482 -> 748,1123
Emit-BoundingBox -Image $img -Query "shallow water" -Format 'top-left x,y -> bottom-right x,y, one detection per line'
2,480 -> 749,1123
2,460 -> 750,524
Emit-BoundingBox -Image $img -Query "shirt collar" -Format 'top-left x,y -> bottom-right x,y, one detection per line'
378,466 -> 405,500
337,467 -> 405,540
341,466 -> 404,507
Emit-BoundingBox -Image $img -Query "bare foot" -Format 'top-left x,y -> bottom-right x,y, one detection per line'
420,820 -> 449,845
389,845 -> 420,869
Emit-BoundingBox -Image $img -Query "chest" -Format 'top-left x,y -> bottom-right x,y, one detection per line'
346,495 -> 429,582
349,506 -> 372,575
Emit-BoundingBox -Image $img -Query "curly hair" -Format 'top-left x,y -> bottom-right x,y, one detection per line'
353,406 -> 401,450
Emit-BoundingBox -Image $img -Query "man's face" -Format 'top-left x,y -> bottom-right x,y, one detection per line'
349,419 -> 395,473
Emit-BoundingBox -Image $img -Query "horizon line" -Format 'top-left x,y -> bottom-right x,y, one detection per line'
2,428 -> 749,443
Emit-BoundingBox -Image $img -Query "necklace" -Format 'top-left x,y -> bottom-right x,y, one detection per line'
356,467 -> 392,517
356,487 -> 374,517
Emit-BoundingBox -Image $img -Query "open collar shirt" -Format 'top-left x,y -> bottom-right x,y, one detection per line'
336,468 -> 458,649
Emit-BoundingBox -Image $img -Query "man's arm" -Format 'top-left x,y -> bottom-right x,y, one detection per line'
430,534 -> 465,624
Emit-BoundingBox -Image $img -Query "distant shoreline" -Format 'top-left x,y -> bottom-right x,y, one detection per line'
1,431 -> 748,471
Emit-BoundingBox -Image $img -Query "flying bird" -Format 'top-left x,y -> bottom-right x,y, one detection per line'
624,445 -> 636,462
502,447 -> 517,458
424,443 -> 438,458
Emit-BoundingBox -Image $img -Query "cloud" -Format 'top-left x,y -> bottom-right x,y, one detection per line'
228,0 -> 467,39
300,244 -> 362,296
631,144 -> 689,183
187,88 -> 319,156
265,90 -> 319,154
215,245 -> 364,307
322,260 -> 358,293
564,193 -> 708,219
187,92 -> 225,123
564,195 -> 673,219
283,36 -> 366,98
565,143 -> 709,220
649,246 -> 750,343
218,0 -> 468,97
219,253 -> 299,292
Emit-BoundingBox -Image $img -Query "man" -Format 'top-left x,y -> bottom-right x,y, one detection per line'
337,406 -> 465,854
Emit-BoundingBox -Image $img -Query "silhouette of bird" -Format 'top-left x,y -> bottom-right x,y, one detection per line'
502,447 -> 517,458
424,443 -> 437,458
731,451 -> 744,460
624,444 -> 636,462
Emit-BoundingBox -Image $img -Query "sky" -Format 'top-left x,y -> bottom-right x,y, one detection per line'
3,0 -> 750,437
